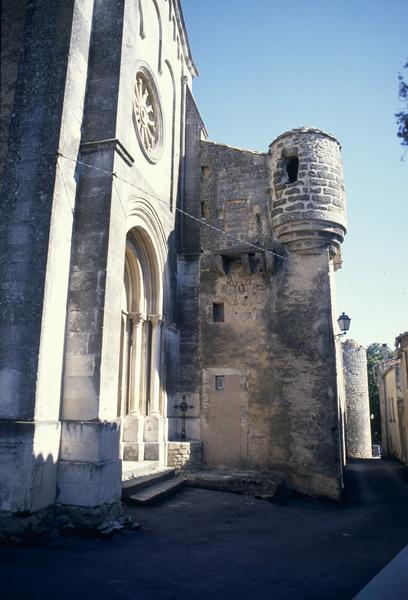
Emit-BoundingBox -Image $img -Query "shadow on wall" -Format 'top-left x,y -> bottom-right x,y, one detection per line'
0,443 -> 58,516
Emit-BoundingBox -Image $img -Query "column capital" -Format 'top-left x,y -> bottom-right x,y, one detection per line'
148,314 -> 163,327
128,311 -> 145,325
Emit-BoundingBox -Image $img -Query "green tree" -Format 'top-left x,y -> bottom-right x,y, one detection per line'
366,343 -> 397,445
396,60 -> 408,148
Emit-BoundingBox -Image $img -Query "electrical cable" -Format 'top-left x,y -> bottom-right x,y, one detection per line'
56,151 -> 296,264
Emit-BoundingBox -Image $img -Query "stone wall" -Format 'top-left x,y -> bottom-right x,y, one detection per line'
172,90 -> 207,441
342,339 -> 372,458
193,133 -> 345,499
167,441 -> 202,470
0,0 -> 26,180
0,0 -> 91,517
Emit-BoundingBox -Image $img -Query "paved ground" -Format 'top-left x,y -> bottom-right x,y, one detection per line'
2,459 -> 408,600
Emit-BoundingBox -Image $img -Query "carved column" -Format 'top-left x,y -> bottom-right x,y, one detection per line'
148,314 -> 163,417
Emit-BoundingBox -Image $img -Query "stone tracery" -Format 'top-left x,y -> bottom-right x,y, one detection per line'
133,69 -> 163,162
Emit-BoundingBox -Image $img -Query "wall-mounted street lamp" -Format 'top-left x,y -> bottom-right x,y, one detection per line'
335,312 -> 351,338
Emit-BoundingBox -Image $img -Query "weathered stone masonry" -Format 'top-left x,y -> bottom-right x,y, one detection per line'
177,128 -> 347,499
342,340 -> 372,459
0,0 -> 197,528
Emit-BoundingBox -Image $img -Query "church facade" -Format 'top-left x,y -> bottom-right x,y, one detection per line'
0,0 -> 353,530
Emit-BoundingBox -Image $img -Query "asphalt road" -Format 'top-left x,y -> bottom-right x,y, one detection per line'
2,458 -> 408,600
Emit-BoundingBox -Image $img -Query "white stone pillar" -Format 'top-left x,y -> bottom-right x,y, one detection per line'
128,312 -> 145,415
149,314 -> 163,417
122,313 -> 145,462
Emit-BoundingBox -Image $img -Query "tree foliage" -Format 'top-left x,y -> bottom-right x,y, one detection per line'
366,343 -> 397,445
396,60 -> 408,148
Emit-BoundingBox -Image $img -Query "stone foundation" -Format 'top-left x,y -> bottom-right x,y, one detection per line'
0,501 -> 123,538
167,441 -> 202,470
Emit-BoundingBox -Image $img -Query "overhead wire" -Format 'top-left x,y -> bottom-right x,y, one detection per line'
56,151 -> 339,282
54,151 -> 344,335
56,158 -> 75,214
56,151 -> 296,264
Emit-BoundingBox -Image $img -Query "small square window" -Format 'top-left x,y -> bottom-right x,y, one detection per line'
215,375 -> 224,391
213,302 -> 224,322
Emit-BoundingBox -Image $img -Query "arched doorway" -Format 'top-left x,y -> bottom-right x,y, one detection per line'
119,226 -> 164,462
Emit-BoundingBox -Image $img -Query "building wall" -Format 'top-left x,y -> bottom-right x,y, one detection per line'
0,0 -> 197,522
0,0 -> 91,516
379,363 -> 402,459
58,0 -> 197,506
378,332 -> 408,465
397,333 -> 408,464
0,0 -> 27,180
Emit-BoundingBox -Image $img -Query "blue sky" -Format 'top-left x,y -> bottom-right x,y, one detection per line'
182,0 -> 408,348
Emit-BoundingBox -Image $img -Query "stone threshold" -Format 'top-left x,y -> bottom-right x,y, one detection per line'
121,460 -> 162,481
185,469 -> 284,499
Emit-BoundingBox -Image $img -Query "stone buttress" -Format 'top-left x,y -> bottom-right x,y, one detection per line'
0,0 -> 93,529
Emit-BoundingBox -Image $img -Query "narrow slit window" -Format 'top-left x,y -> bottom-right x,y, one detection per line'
215,375 -> 224,391
212,302 -> 224,322
286,156 -> 299,183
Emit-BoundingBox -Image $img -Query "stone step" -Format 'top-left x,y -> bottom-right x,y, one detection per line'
122,467 -> 176,498
122,460 -> 161,481
124,476 -> 186,505
186,470 -> 283,498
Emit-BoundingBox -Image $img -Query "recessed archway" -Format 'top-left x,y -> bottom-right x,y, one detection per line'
119,200 -> 168,463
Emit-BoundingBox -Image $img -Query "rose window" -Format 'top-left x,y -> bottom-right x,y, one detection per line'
133,69 -> 163,163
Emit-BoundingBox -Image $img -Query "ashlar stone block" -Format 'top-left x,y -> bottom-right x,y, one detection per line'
57,458 -> 121,507
59,420 -> 120,463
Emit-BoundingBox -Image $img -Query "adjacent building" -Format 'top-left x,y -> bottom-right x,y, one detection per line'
376,333 -> 408,464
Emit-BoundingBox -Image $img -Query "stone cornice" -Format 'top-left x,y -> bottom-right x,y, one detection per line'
80,138 -> 134,167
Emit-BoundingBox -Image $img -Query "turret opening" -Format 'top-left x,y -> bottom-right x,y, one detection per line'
286,156 -> 299,183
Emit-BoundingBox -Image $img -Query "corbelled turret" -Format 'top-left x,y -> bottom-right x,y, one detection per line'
269,127 -> 346,257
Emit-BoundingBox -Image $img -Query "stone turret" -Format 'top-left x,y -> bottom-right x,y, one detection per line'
269,127 -> 346,256
342,339 -> 372,458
